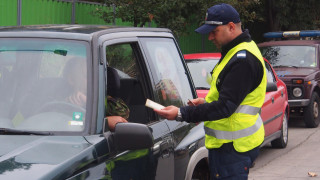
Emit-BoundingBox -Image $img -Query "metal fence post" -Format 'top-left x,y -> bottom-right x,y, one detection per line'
17,0 -> 22,25
72,0 -> 76,24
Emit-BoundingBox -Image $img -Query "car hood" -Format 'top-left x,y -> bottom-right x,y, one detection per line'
274,67 -> 317,78
0,135 -> 95,179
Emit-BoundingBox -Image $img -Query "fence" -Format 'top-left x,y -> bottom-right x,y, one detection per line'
0,0 -> 216,54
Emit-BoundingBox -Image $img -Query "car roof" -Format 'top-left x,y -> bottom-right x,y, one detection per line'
184,53 -> 221,60
0,24 -> 172,40
258,40 -> 320,47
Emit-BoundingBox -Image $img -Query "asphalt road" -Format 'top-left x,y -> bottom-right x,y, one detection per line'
249,117 -> 320,180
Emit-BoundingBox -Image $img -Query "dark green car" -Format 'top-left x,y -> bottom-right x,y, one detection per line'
0,25 -> 209,179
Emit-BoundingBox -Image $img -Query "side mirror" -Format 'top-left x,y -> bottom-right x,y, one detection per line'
266,82 -> 277,92
112,123 -> 154,151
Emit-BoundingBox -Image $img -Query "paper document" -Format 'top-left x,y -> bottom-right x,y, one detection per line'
145,99 -> 165,110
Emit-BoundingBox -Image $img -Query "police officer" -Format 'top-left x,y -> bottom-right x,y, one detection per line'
154,3 -> 266,180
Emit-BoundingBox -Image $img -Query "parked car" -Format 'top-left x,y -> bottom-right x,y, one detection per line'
0,25 -> 209,180
184,53 -> 289,148
258,30 -> 320,128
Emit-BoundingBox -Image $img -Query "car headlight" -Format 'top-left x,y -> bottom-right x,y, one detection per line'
292,87 -> 303,97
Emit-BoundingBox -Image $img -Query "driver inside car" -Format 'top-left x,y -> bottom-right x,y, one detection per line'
63,57 -> 128,131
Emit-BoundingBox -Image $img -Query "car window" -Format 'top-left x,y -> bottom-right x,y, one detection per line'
260,46 -> 316,68
264,61 -> 276,83
0,38 -> 89,132
140,38 -> 193,109
105,43 -> 152,124
186,59 -> 219,89
106,43 -> 138,79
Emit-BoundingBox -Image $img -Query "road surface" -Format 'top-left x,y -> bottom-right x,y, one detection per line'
249,118 -> 320,179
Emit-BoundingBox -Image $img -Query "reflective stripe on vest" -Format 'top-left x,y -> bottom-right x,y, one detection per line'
234,105 -> 261,115
204,115 -> 263,140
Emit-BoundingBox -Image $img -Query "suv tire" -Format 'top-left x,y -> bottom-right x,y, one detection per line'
304,92 -> 320,128
271,113 -> 288,148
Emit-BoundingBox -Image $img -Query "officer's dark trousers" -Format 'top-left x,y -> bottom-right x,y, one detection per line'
208,143 -> 260,180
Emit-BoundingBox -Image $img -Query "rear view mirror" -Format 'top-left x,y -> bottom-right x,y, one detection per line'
266,82 -> 277,92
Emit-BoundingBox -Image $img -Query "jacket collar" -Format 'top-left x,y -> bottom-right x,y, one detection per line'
221,29 -> 252,57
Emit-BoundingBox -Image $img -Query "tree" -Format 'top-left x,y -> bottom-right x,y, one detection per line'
90,0 -> 268,37
88,0 -> 320,44
91,0 -> 211,37
264,0 -> 320,31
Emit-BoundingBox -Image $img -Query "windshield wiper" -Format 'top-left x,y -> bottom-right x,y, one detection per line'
0,128 -> 53,135
196,87 -> 210,90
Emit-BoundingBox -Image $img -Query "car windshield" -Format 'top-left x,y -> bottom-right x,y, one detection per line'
186,58 -> 219,89
260,46 -> 316,68
0,38 -> 89,132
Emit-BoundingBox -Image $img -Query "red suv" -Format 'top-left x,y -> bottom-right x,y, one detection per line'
185,53 -> 289,148
258,31 -> 320,128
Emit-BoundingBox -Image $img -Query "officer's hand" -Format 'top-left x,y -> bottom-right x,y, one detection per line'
108,116 -> 128,132
154,106 -> 178,120
188,98 -> 205,106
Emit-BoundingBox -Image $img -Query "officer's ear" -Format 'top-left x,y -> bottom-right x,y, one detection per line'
227,22 -> 236,32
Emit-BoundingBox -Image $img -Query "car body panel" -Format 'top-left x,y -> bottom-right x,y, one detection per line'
262,60 -> 288,137
0,135 -> 95,179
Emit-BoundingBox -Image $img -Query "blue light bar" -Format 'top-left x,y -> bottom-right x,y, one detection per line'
264,30 -> 320,38
300,31 -> 320,37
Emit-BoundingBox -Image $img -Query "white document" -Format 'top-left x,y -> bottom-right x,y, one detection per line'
145,99 -> 165,110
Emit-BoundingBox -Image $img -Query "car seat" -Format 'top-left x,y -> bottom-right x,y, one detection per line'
107,66 -> 121,98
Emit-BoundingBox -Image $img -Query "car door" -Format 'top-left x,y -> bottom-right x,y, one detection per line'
139,37 -> 198,179
262,60 -> 284,137
100,37 -> 175,180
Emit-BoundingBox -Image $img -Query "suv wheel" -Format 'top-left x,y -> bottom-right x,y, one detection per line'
304,92 -> 320,128
271,113 -> 288,148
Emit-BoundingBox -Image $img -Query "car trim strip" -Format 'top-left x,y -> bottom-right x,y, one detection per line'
264,112 -> 283,125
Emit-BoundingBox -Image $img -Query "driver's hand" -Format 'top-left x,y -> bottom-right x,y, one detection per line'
67,92 -> 87,107
108,116 -> 128,131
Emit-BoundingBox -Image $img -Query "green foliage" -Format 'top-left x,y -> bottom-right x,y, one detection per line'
89,0 -> 320,44
106,44 -> 137,78
92,0 -> 212,37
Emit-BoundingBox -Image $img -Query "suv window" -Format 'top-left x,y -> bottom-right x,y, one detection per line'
106,43 -> 138,79
106,43 -> 151,124
140,38 -> 193,110
261,46 -> 316,68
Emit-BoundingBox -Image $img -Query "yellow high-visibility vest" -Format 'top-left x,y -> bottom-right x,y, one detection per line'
204,41 -> 267,152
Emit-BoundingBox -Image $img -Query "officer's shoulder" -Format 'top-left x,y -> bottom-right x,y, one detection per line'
236,50 -> 247,59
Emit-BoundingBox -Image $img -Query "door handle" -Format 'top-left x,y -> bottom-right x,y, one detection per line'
160,140 -> 172,158
272,97 -> 274,104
